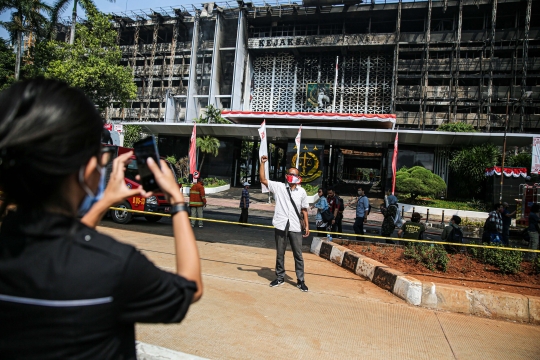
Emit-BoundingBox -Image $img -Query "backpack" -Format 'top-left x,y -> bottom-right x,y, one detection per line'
336,196 -> 344,212
448,226 -> 464,244
390,204 -> 402,227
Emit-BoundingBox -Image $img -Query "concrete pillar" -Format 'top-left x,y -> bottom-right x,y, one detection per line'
209,13 -> 223,108
186,14 -> 201,123
232,10 -> 248,110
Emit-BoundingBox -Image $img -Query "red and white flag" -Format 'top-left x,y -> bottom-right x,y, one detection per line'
295,125 -> 302,169
258,120 -> 269,193
189,124 -> 197,176
391,131 -> 399,195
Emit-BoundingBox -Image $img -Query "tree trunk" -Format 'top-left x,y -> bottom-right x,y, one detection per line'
14,30 -> 22,80
69,0 -> 78,45
198,153 -> 206,173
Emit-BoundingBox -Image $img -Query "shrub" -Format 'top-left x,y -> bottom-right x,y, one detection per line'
203,177 -> 228,187
471,243 -> 523,275
533,256 -> 540,275
404,243 -> 449,272
395,166 -> 446,200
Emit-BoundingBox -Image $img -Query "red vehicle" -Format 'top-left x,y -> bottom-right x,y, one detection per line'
104,145 -> 181,224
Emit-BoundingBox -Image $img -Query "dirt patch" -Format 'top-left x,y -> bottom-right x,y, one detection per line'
343,243 -> 540,298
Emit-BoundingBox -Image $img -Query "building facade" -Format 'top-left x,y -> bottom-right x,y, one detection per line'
106,0 -> 539,132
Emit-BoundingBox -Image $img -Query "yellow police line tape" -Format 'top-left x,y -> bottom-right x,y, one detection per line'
108,207 -> 540,253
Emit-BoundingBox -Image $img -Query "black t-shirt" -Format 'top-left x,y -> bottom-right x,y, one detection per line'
0,211 -> 196,359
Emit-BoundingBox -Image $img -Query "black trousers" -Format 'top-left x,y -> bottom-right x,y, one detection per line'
275,221 -> 304,282
331,213 -> 343,236
239,208 -> 248,223
353,216 -> 365,241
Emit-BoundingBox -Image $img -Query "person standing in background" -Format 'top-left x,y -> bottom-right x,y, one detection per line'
189,179 -> 207,228
239,182 -> 250,224
311,188 -> 329,235
351,186 -> 369,241
501,202 -> 516,246
528,203 -> 539,260
381,195 -> 399,244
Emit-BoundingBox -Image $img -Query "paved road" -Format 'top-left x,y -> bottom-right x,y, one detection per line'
96,209 -> 540,360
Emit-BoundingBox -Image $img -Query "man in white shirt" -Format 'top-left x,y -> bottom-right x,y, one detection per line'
260,155 -> 310,292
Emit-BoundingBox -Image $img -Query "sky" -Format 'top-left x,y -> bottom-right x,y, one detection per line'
0,0 -> 205,41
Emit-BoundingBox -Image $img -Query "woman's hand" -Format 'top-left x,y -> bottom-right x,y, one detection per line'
146,157 -> 184,204
101,151 -> 146,206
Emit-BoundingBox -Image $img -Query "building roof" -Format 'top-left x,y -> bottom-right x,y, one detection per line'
130,122 -> 535,148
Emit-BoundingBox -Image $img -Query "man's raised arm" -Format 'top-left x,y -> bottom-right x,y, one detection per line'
259,155 -> 269,187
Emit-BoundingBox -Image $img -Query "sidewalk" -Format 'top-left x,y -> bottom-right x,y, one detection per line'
99,225 -> 540,360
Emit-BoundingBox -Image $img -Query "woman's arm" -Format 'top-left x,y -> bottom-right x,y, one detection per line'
147,158 -> 203,302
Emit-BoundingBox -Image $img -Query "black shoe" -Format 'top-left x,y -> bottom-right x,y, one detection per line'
297,280 -> 308,292
269,278 -> 284,287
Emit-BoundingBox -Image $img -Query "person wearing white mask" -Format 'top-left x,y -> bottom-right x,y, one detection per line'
260,155 -> 310,292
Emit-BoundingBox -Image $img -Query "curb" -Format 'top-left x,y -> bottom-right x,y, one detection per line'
310,237 -> 540,324
136,342 -> 208,360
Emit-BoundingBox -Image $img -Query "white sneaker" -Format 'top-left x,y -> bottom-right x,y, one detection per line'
199,225 -> 203,228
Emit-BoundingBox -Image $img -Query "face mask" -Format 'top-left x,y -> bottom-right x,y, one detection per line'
285,174 -> 302,184
357,191 -> 363,196
78,165 -> 106,216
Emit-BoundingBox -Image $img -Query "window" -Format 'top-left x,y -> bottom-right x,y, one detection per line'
125,159 -> 139,181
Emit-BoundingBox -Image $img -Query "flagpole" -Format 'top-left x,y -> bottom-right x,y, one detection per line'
391,131 -> 399,195
295,125 -> 302,169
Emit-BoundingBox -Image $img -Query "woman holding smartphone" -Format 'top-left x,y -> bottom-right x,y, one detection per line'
0,79 -> 202,359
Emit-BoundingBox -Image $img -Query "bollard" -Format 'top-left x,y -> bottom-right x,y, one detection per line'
441,210 -> 445,224
426,208 -> 430,222
412,207 -> 415,216
401,206 -> 405,218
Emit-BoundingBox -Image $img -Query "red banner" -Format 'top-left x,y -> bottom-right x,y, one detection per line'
391,132 -> 398,195
189,124 -> 197,175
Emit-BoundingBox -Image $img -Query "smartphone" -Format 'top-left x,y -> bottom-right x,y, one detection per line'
133,135 -> 161,192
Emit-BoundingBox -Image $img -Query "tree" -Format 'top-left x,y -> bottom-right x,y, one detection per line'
0,0 -> 51,79
123,125 -> 143,148
0,39 -> 15,89
449,143 -> 499,198
506,152 -> 532,170
50,0 -> 114,45
395,166 -> 447,200
196,136 -> 220,171
438,122 -> 477,132
44,9 -> 136,110
195,105 -> 231,124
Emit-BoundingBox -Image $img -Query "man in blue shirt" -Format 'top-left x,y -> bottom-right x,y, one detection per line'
352,186 -> 370,241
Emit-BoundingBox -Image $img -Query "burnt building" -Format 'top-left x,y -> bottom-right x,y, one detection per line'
102,0 -> 538,195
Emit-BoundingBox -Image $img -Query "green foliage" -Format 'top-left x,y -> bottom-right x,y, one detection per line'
533,256 -> 540,275
44,9 -> 136,110
438,122 -> 477,132
202,177 -> 228,188
194,105 -> 230,124
470,243 -> 523,275
165,155 -> 177,165
123,125 -> 143,148
449,143 -> 500,198
0,40 -> 15,90
395,166 -> 446,200
404,243 -> 449,272
196,136 -> 220,171
302,184 -> 319,196
506,152 -> 532,169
